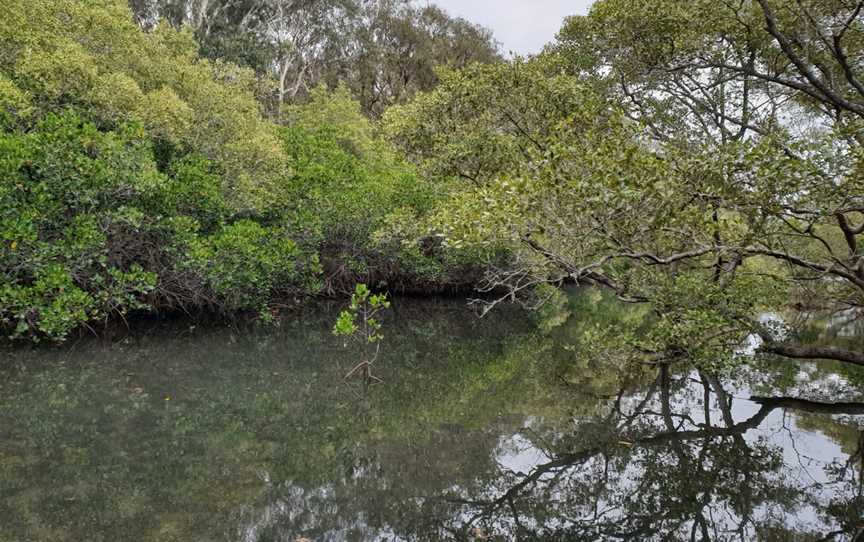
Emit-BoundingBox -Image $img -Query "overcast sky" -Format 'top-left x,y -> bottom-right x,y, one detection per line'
430,0 -> 595,56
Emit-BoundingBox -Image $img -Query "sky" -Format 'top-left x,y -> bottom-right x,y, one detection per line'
430,0 -> 595,56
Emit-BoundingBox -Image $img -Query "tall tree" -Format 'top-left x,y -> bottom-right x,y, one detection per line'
127,0 -> 501,116
348,1 -> 500,116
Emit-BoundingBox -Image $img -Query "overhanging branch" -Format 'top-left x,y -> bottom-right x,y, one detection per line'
760,342 -> 864,367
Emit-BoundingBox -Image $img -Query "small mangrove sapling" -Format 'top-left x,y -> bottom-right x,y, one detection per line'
333,284 -> 390,383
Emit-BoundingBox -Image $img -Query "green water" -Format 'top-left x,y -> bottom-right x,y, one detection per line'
0,295 -> 862,541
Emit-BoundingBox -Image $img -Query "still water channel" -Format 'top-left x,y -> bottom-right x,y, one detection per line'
1,292 -> 862,541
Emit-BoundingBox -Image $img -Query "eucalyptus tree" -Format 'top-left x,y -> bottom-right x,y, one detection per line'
347,1 -> 500,116
128,0 -> 279,73
127,0 -> 355,109
128,0 -> 500,116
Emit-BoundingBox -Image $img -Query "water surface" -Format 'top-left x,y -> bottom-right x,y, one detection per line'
1,295 -> 862,541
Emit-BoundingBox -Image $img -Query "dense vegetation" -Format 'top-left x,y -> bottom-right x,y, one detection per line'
387,0 -> 864,372
1,0 -> 863,378
0,0 -> 496,341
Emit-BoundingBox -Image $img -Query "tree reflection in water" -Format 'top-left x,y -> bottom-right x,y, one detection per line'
233,361 -> 864,541
429,365 -> 864,541
1,296 -> 862,541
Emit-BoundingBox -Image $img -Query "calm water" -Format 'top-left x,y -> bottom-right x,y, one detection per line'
1,294 -> 862,541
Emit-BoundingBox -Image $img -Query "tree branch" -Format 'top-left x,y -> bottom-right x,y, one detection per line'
745,247 -> 864,291
755,0 -> 864,116
760,342 -> 864,367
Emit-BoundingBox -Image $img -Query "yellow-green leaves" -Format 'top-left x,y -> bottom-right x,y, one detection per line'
0,75 -> 31,128
138,87 -> 193,146
87,72 -> 145,124
15,41 -> 98,104
1,0 -> 288,212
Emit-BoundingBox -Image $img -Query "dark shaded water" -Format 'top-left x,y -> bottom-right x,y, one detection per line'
1,294 -> 862,541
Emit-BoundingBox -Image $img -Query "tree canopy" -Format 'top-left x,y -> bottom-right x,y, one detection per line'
0,0 -> 478,341
3,0 -> 864,378
126,0 -> 501,116
388,0 -> 864,370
